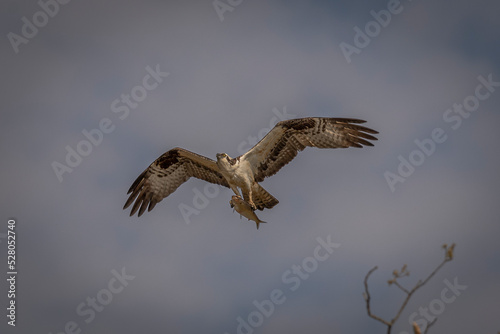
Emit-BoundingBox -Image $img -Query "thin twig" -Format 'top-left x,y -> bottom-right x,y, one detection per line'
391,256 -> 451,325
363,266 -> 392,330
423,318 -> 437,334
363,244 -> 455,333
393,280 -> 410,294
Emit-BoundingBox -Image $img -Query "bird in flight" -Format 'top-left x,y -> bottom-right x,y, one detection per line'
124,117 -> 378,217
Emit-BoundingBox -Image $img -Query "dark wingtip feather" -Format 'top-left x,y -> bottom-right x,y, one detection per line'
127,170 -> 147,194
335,118 -> 367,124
353,136 -> 375,147
130,200 -> 141,217
123,193 -> 137,210
123,185 -> 142,210
138,193 -> 152,217
130,189 -> 148,217
357,132 -> 378,141
350,124 -> 379,135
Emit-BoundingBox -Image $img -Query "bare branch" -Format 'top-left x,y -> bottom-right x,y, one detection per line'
363,243 -> 455,333
393,280 -> 410,294
363,266 -> 392,329
423,318 -> 437,334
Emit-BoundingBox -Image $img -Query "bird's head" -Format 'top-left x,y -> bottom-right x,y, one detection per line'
216,152 -> 237,168
216,152 -> 229,161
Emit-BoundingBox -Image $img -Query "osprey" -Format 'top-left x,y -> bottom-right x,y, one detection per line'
124,117 -> 378,217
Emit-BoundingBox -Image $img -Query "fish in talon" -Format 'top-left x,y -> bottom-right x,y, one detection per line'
229,195 -> 267,229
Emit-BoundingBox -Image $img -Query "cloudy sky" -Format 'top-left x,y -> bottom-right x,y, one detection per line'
1,0 -> 499,333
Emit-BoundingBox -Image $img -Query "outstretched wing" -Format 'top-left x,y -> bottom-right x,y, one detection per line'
124,148 -> 229,217
241,117 -> 378,182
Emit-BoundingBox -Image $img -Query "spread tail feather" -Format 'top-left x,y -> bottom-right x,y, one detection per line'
250,184 -> 279,211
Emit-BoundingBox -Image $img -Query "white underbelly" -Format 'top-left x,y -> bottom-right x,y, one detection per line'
222,163 -> 253,189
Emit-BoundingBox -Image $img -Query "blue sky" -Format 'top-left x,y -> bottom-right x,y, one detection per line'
1,0 -> 499,333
